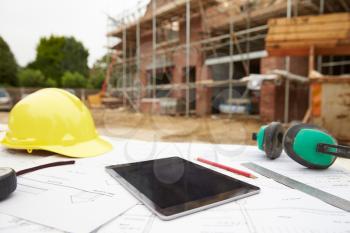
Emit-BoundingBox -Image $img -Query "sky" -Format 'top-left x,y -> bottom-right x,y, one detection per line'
0,0 -> 148,67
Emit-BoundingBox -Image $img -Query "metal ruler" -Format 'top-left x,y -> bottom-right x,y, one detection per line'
242,162 -> 350,212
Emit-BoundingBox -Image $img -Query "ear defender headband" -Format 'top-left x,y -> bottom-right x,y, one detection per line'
253,122 -> 350,169
252,122 -> 284,159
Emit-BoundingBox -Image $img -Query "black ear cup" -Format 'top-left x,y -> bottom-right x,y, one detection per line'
283,123 -> 312,164
283,123 -> 334,169
263,122 -> 284,159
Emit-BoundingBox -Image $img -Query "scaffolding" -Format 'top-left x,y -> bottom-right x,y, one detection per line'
106,0 -> 350,120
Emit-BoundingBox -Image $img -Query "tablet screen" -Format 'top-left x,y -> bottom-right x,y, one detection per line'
106,157 -> 259,219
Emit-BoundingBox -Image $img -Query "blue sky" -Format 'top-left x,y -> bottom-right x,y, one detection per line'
0,0 -> 148,67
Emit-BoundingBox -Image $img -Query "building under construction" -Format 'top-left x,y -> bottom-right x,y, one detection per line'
105,0 -> 350,124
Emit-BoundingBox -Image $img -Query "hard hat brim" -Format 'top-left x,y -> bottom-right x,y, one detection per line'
1,136 -> 113,158
39,137 -> 113,158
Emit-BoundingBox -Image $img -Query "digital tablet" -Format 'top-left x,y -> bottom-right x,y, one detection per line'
106,157 -> 260,220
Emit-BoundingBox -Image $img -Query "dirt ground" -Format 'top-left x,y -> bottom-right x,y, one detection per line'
1,108 -> 349,168
93,108 -> 261,145
0,108 -> 262,145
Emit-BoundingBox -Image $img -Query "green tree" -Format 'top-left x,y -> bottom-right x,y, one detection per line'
88,70 -> 105,89
88,55 -> 108,89
28,35 -> 89,85
0,36 -> 18,86
61,71 -> 87,88
18,69 -> 46,87
45,78 -> 57,87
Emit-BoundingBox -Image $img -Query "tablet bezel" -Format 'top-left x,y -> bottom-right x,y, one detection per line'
106,157 -> 260,220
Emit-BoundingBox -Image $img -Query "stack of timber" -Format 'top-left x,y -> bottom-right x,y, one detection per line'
266,13 -> 350,56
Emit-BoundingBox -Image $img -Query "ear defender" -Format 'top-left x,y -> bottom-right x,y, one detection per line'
283,123 -> 350,169
252,122 -> 284,159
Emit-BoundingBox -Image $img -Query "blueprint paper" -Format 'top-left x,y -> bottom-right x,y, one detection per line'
0,213 -> 64,233
98,189 -> 350,233
0,146 -> 58,171
1,138 -> 350,233
96,141 -> 350,233
96,139 -> 350,233
0,152 -> 137,233
251,159 -> 350,201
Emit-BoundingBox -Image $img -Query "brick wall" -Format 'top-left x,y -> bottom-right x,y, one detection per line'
138,16 -> 212,115
260,56 -> 309,122
261,56 -> 308,76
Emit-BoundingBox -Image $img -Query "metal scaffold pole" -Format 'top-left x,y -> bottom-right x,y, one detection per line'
152,0 -> 157,101
185,0 -> 190,117
284,0 -> 292,123
123,21 -> 127,106
129,45 -> 133,105
136,4 -> 141,111
245,3 -> 251,75
106,17 -> 110,92
228,18 -> 234,118
317,0 -> 324,72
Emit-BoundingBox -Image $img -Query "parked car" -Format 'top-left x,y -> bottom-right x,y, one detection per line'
0,88 -> 13,111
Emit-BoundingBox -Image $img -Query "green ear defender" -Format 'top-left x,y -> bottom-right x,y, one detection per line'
283,123 -> 350,169
252,122 -> 284,159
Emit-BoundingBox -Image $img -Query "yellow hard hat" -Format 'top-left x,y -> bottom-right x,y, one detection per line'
1,88 -> 112,158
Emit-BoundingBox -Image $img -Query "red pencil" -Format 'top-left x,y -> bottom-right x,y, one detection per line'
197,157 -> 257,179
